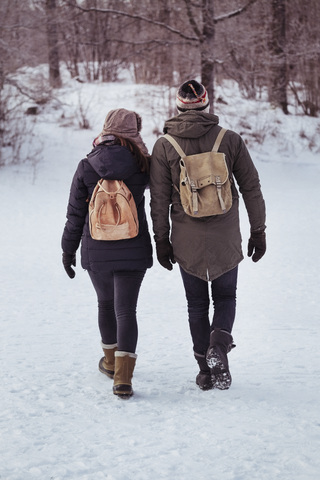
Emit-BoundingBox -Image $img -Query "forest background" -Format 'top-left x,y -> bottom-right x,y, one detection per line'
1,0 -> 319,168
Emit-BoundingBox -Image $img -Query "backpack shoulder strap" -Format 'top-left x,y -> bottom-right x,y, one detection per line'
165,129 -> 227,156
164,134 -> 186,158
212,128 -> 227,153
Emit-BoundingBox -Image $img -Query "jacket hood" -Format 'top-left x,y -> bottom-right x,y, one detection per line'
163,111 -> 219,139
87,144 -> 139,180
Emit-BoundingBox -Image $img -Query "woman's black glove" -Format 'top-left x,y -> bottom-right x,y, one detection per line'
156,239 -> 176,271
247,230 -> 266,262
62,252 -> 76,278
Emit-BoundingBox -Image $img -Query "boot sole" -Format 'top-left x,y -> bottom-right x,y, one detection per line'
113,384 -> 133,399
98,358 -> 114,379
206,348 -> 232,390
114,393 -> 132,399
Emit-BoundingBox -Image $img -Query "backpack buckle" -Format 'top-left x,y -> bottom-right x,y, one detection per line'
190,180 -> 198,215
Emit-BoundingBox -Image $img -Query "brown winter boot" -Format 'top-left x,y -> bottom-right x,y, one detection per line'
206,329 -> 235,390
194,352 -> 213,391
98,342 -> 117,379
113,351 -> 137,398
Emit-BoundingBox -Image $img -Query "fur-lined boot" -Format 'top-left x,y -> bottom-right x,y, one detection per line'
113,351 -> 137,398
98,342 -> 117,379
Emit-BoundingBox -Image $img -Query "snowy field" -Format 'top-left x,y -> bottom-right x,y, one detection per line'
1,72 -> 320,480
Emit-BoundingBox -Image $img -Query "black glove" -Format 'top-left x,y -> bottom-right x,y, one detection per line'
247,230 -> 266,263
62,252 -> 76,278
156,239 -> 176,271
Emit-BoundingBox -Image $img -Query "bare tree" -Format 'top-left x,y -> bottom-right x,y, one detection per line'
45,0 -> 62,88
286,0 -> 320,116
1,0 -> 319,124
0,1 -> 50,167
72,0 -> 259,111
269,0 -> 288,113
183,0 -> 260,110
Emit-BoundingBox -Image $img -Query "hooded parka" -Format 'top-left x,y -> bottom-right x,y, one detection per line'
150,111 -> 265,281
62,141 -> 153,272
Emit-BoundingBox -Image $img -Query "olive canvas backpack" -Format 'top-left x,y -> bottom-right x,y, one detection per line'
164,127 -> 232,218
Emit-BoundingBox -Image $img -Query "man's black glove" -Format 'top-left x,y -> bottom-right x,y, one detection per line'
247,230 -> 266,263
156,239 -> 176,271
62,252 -> 76,278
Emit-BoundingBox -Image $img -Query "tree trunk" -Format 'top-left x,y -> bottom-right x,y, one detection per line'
158,0 -> 174,85
45,0 -> 61,88
201,0 -> 215,112
269,0 -> 288,114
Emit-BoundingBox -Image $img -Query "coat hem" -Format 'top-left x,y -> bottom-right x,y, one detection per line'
176,256 -> 243,282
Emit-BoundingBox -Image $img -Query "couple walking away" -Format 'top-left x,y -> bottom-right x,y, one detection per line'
61,79 -> 266,399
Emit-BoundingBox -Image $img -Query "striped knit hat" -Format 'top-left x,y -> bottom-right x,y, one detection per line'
176,79 -> 209,112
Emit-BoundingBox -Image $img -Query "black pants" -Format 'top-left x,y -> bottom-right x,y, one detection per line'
180,266 -> 238,356
88,269 -> 146,353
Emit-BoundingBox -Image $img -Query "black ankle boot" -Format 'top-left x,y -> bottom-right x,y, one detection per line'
194,352 -> 213,390
206,329 -> 235,390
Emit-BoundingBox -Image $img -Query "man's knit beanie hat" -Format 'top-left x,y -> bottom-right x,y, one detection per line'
176,79 -> 209,111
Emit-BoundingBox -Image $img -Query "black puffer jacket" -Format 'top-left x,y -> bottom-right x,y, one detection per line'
61,143 -> 153,272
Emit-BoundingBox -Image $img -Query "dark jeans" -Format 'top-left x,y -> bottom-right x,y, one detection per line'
88,269 -> 146,353
179,266 -> 238,356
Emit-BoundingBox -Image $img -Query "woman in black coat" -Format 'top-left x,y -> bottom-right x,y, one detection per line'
61,108 -> 153,398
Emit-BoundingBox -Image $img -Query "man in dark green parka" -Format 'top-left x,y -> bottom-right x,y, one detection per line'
150,79 -> 266,391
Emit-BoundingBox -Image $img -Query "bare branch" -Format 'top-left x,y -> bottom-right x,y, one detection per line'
75,37 -> 189,49
182,0 -> 202,39
214,0 -> 259,23
108,38 -> 188,47
73,3 -> 199,42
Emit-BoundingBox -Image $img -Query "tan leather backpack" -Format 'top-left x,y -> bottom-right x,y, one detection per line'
89,179 -> 139,241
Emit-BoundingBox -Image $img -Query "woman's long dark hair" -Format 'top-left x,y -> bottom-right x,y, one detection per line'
115,136 -> 150,174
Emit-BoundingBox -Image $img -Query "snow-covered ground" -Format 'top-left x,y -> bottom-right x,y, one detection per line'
1,72 -> 320,480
